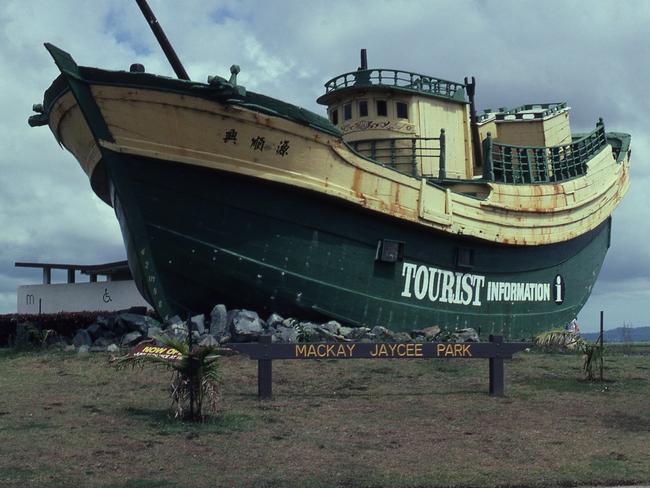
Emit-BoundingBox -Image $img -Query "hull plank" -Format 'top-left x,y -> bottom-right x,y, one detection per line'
108,152 -> 610,338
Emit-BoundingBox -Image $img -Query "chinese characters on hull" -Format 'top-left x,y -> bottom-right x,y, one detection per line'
221,129 -> 290,156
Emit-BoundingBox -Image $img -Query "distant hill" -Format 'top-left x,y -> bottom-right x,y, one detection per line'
581,326 -> 650,343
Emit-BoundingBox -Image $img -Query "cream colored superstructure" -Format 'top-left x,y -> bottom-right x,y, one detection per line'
325,89 -> 473,179
478,104 -> 572,147
48,85 -> 630,247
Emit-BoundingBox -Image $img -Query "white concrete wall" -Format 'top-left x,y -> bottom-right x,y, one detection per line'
17,280 -> 150,314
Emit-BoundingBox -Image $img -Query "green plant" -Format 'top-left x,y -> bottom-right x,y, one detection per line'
113,335 -> 221,420
10,322 -> 56,350
533,329 -> 604,381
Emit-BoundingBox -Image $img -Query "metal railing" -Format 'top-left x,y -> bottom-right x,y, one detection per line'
349,129 -> 446,178
477,103 -> 567,123
324,69 -> 466,101
482,121 -> 608,184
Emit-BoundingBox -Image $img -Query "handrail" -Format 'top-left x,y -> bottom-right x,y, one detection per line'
349,130 -> 446,178
324,69 -> 466,102
495,102 -> 567,121
482,121 -> 608,184
477,102 -> 567,122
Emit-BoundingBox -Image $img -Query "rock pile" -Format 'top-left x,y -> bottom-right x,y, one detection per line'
17,305 -> 480,353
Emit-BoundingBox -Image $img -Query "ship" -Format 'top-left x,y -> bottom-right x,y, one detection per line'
28,8 -> 630,339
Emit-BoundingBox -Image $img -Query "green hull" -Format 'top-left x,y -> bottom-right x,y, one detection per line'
105,151 -> 610,339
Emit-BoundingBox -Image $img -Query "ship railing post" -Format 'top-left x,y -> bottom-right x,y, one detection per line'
489,334 -> 504,397
439,129 -> 446,179
482,132 -> 494,181
258,335 -> 273,400
411,138 -> 417,176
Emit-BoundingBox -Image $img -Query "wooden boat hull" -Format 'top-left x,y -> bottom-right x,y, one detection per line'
34,45 -> 626,337
105,149 -> 611,338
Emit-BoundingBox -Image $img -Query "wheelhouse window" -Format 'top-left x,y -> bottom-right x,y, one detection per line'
330,108 -> 338,125
343,103 -> 352,121
376,100 -> 387,117
359,100 -> 368,117
396,102 -> 408,119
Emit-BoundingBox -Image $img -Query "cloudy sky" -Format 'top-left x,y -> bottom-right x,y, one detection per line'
1,0 -> 648,332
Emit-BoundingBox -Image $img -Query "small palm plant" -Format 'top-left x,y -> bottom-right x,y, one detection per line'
534,329 -> 603,381
113,335 -> 221,420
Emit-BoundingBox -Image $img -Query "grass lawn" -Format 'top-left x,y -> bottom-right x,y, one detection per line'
0,347 -> 648,487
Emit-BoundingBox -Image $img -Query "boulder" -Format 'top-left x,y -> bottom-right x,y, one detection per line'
147,326 -> 163,339
320,321 -> 341,335
77,345 -> 90,355
230,310 -> 264,342
93,336 -> 116,348
97,314 -> 122,335
217,332 -> 232,345
313,325 -> 348,342
282,317 -> 299,328
121,331 -> 143,347
413,326 -> 441,340
371,326 -> 397,342
451,328 -> 480,343
347,327 -> 371,340
273,325 -> 298,343
85,323 -> 102,340
199,335 -> 219,347
43,330 -> 65,347
166,315 -> 184,330
266,313 -> 284,329
393,332 -> 413,342
168,321 -> 188,339
191,314 -> 205,335
295,322 -> 321,341
339,326 -> 354,338
107,344 -> 119,353
73,329 -> 92,348
209,305 -> 228,336
118,313 -> 162,335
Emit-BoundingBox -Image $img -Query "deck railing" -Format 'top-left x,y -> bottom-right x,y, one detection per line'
324,69 -> 466,101
483,121 -> 608,184
349,130 -> 446,178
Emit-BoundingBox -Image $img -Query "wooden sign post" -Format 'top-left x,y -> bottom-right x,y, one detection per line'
229,335 -> 532,399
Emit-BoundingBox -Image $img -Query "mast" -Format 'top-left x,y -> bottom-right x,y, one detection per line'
134,0 -> 190,80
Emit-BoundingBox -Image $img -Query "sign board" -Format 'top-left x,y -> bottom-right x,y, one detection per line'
229,336 -> 533,399
229,340 -> 528,360
129,340 -> 181,362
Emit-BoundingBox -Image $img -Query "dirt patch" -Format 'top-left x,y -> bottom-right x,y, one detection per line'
601,411 -> 650,432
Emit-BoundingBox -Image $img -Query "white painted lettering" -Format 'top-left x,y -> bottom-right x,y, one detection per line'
472,276 -> 485,306
461,273 -> 473,305
427,268 -> 441,301
439,271 -> 455,303
414,266 -> 429,300
400,263 -> 417,297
